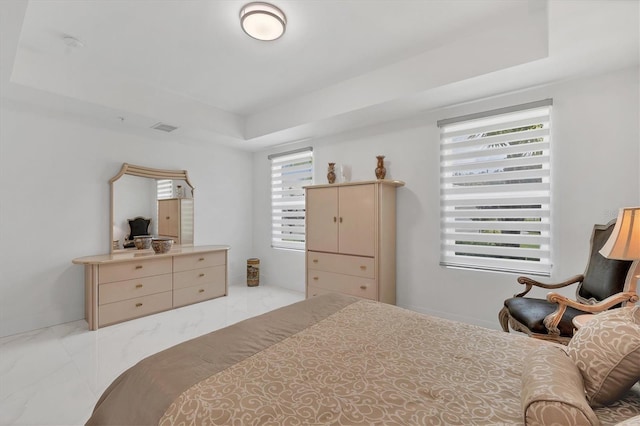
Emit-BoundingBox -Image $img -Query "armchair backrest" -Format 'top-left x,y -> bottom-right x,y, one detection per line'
577,221 -> 633,303
128,216 -> 151,240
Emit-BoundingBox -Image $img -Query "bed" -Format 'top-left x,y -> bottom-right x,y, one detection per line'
87,293 -> 640,425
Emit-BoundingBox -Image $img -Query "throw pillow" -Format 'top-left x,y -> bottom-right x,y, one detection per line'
566,306 -> 640,407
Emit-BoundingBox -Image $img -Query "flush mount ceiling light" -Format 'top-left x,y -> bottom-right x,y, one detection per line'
240,2 -> 286,41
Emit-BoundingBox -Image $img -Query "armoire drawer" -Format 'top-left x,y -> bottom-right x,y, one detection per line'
98,291 -> 172,327
173,280 -> 226,308
99,274 -> 172,305
173,251 -> 226,272
173,265 -> 225,290
98,258 -> 172,284
307,270 -> 377,300
307,252 -> 374,278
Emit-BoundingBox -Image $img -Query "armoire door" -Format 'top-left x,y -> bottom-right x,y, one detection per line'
158,199 -> 179,237
306,187 -> 338,252
338,184 -> 375,256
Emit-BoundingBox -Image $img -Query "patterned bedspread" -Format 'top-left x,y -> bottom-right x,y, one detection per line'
87,294 -> 640,425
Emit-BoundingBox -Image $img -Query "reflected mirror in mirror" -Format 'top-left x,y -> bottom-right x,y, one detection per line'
110,164 -> 194,252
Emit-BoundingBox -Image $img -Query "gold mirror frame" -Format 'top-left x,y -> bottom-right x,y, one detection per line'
109,163 -> 195,253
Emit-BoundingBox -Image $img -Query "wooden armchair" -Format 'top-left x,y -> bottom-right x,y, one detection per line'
498,220 -> 639,344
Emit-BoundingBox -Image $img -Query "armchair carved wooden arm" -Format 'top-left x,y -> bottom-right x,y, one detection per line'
498,221 -> 638,344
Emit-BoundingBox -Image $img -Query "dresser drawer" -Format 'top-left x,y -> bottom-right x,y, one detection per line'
173,251 -> 226,272
98,258 -> 172,284
98,274 -> 172,305
307,252 -> 375,278
173,265 -> 225,290
307,284 -> 336,298
307,270 -> 377,300
173,280 -> 226,308
98,291 -> 172,327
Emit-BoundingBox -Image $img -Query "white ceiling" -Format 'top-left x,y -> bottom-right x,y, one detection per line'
1,0 -> 638,150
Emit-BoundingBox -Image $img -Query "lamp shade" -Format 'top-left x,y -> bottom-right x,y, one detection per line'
599,207 -> 640,260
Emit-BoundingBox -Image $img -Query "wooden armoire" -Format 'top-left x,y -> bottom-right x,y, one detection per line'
305,180 -> 404,304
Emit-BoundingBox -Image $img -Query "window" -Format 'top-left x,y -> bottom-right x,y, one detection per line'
270,147 -> 313,250
439,99 -> 552,276
157,179 -> 173,199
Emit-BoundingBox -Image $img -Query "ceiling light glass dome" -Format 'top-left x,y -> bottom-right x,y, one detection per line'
240,2 -> 286,41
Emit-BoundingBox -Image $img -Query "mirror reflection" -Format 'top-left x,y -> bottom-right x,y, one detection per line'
110,165 -> 194,252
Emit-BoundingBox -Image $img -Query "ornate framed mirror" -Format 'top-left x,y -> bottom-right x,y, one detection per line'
110,163 -> 195,253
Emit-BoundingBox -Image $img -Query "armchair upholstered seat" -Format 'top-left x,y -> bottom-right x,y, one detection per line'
499,220 -> 639,344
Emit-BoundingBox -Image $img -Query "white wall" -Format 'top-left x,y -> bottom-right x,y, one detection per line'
0,101 -> 253,337
252,66 -> 640,329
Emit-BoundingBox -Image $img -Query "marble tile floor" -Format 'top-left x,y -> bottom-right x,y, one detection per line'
0,284 -> 304,426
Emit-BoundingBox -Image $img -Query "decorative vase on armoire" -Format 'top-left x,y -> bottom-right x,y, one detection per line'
375,155 -> 386,179
327,162 -> 336,184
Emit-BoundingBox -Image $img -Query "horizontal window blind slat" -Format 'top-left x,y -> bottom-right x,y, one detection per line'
272,197 -> 306,204
444,208 -> 549,219
272,188 -> 305,197
443,182 -> 550,196
443,243 -> 547,260
441,112 -> 550,139
272,218 -> 305,225
443,168 -> 549,185
442,195 -> 550,207
272,240 -> 306,250
439,259 -> 551,276
442,128 -> 549,151
272,163 -> 313,176
272,233 -> 305,241
272,213 -> 305,219
270,150 -> 313,164
442,141 -> 549,162
272,225 -> 306,232
442,153 -> 548,173
445,232 -> 549,245
443,220 -> 549,232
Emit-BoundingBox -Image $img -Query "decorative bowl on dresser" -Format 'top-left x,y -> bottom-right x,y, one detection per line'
73,245 -> 230,330
151,237 -> 173,254
133,235 -> 153,250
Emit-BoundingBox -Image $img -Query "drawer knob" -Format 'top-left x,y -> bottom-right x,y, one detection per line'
360,285 -> 367,290
166,216 -> 170,220
135,265 -> 143,270
339,217 -> 343,223
199,257 -> 205,261
199,273 -> 205,277
198,289 -> 205,293
312,293 -> 317,297
312,259 -> 318,263
360,265 -> 366,270
135,303 -> 143,307
333,216 -> 337,223
313,276 -> 319,281
135,284 -> 143,289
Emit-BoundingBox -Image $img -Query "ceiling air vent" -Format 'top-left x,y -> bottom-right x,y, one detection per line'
151,122 -> 178,133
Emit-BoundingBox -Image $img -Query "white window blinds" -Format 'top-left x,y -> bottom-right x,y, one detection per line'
270,148 -> 313,250
157,179 -> 173,200
439,100 -> 552,276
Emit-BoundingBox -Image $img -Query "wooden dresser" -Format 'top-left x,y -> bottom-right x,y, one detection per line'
305,180 -> 404,304
73,245 -> 229,330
